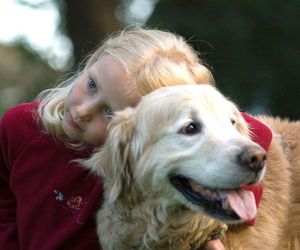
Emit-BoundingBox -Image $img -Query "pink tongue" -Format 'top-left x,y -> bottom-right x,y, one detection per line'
227,190 -> 257,221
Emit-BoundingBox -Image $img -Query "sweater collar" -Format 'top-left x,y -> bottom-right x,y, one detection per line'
241,113 -> 273,152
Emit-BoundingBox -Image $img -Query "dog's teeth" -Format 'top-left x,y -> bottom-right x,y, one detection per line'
190,181 -> 205,192
202,188 -> 213,197
218,191 -> 228,199
201,188 -> 220,200
189,180 -> 224,201
222,199 -> 229,210
210,190 -> 219,199
221,198 -> 232,211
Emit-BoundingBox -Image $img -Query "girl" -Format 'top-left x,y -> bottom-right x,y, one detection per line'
0,27 -> 219,249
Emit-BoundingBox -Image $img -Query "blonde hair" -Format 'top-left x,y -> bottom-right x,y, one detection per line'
37,26 -> 215,145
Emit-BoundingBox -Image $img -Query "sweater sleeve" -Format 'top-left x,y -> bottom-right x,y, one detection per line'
0,109 -> 19,248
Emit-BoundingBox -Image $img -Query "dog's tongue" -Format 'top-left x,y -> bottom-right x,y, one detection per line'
226,190 -> 257,221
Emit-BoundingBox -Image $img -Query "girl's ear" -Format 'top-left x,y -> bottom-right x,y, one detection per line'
83,107 -> 136,202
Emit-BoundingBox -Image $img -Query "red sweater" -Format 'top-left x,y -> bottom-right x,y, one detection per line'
0,102 -> 103,250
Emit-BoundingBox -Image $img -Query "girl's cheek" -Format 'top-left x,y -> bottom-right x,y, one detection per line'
89,123 -> 108,144
90,133 -> 106,146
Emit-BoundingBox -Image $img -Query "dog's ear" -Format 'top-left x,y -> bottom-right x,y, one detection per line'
83,107 -> 136,202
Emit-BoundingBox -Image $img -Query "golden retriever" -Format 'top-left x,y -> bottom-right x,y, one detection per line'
83,85 -> 300,250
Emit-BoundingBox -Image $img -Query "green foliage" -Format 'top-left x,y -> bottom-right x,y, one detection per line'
147,0 -> 300,119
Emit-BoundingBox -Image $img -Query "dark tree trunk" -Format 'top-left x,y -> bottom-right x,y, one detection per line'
62,0 -> 121,66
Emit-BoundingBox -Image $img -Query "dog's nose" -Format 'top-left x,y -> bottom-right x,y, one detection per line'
238,146 -> 267,172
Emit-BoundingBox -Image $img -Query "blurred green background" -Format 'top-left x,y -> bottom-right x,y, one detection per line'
0,0 -> 299,119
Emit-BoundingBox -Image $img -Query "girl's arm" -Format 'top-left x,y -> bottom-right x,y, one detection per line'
0,117 -> 19,249
204,239 -> 226,250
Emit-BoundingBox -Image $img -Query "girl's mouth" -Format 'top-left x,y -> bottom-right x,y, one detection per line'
68,113 -> 83,131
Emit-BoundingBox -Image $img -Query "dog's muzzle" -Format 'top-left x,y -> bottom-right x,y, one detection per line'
170,174 -> 258,223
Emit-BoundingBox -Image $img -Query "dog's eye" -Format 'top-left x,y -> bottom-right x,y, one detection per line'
231,119 -> 236,125
180,122 -> 202,135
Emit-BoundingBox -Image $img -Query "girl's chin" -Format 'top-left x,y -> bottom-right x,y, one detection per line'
62,122 -> 103,145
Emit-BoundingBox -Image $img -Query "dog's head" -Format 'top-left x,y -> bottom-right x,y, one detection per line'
85,84 -> 267,224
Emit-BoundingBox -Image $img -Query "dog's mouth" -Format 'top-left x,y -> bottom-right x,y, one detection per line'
170,175 -> 257,222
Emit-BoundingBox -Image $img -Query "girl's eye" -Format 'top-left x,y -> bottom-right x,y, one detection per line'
104,107 -> 114,119
179,121 -> 202,135
88,79 -> 97,92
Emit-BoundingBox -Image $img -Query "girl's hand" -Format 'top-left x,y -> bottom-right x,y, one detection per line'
204,239 -> 226,250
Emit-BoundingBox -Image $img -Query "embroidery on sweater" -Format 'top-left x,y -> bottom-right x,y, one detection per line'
54,190 -> 65,201
53,190 -> 87,214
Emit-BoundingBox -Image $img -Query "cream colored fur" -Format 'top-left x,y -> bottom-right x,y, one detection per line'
83,85 -> 300,250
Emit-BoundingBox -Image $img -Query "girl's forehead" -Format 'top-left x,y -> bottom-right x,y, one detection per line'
92,55 -> 124,77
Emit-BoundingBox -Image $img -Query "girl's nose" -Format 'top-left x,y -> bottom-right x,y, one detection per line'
75,102 -> 96,122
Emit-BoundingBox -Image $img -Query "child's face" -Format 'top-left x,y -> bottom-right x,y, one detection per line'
62,55 -> 138,145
